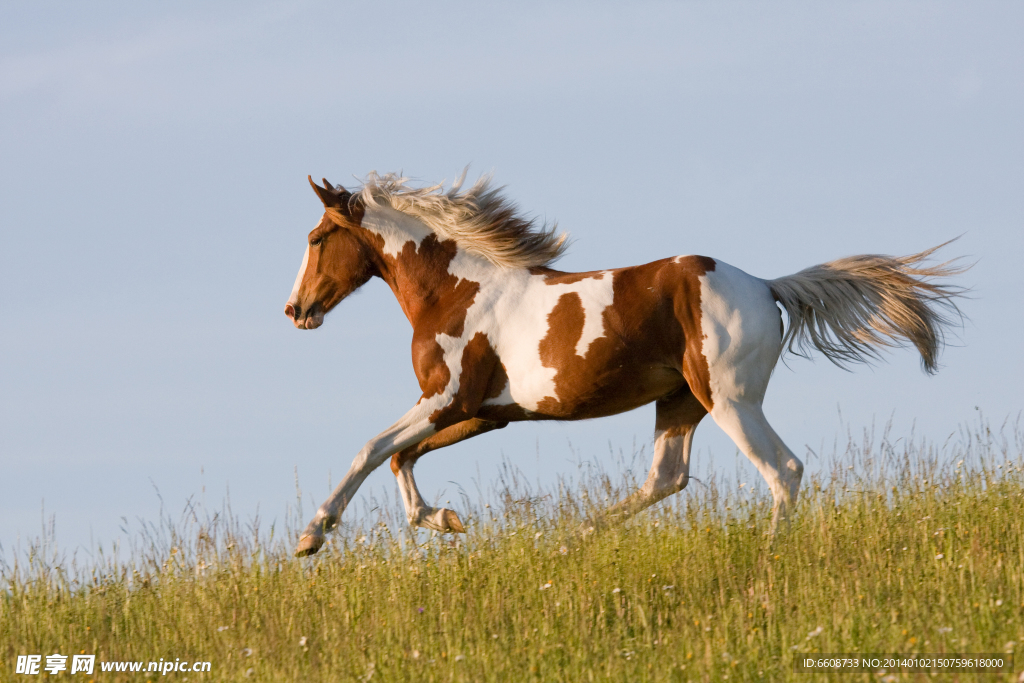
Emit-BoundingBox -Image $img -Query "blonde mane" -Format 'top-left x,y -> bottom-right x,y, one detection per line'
354,171 -> 569,269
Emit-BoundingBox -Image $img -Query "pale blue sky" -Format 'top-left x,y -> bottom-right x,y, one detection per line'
2,2 -> 1021,555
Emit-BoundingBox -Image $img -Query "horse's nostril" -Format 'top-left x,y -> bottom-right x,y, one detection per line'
285,303 -> 297,319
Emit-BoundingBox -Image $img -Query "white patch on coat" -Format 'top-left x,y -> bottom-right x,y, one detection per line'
287,245 -> 310,305
698,260 -> 781,407
361,204 -> 434,258
573,272 -> 615,357
429,253 -> 616,412
477,270 -> 616,411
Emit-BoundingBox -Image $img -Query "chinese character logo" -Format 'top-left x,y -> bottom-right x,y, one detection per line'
15,655 -> 41,674
71,655 -> 95,674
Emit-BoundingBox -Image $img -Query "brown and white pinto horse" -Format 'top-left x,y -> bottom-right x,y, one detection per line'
285,172 -> 964,557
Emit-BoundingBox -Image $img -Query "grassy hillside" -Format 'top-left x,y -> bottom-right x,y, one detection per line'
3,421 -> 1023,682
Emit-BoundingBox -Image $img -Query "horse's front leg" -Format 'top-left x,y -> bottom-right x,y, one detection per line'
294,400 -> 450,557
391,418 -> 508,533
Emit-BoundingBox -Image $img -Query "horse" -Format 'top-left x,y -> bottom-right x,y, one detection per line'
284,171 -> 965,557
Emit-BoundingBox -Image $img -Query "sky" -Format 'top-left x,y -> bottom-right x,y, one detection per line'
1,2 -> 1022,557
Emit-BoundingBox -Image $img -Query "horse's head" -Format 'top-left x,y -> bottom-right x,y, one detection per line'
285,177 -> 377,329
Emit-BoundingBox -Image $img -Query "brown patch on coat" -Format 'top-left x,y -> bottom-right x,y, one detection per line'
538,292 -> 586,368
673,256 -> 716,412
428,332 -> 502,429
529,266 -> 603,286
531,255 -> 718,419
484,359 -> 510,401
376,234 -> 480,400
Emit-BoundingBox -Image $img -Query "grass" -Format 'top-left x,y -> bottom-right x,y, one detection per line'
3,418 -> 1024,682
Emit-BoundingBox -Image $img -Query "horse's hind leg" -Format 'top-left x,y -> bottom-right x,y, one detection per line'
395,464 -> 465,533
391,418 -> 507,533
605,389 -> 707,519
695,264 -> 803,532
711,400 -> 803,532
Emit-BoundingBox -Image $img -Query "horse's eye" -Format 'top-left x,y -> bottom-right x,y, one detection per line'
310,237 -> 323,247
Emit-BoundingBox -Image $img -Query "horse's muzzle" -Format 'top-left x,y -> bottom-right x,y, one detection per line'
285,302 -> 323,330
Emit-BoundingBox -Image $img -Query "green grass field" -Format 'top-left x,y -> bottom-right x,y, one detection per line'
3,420 -> 1023,682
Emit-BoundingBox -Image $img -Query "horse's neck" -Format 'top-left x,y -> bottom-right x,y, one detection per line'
361,205 -> 499,328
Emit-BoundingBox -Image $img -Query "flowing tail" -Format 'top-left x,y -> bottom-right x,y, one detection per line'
767,240 -> 969,374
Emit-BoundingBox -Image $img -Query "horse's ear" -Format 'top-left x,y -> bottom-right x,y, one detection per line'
322,178 -> 347,193
308,175 -> 350,209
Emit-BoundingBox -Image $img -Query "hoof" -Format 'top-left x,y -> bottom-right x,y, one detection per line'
294,535 -> 324,557
443,509 -> 466,534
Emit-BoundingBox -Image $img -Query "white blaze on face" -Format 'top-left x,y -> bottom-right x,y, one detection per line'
288,245 -> 310,306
